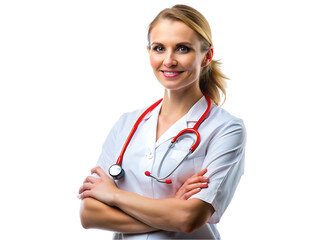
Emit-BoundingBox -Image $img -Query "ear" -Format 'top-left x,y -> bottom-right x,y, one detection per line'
201,47 -> 214,67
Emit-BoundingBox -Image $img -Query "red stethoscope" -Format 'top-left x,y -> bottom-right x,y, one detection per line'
109,93 -> 212,184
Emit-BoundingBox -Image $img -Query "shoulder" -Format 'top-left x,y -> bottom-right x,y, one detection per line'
202,105 -> 247,150
209,105 -> 245,133
102,106 -> 149,151
104,107 -> 145,138
117,108 -> 144,126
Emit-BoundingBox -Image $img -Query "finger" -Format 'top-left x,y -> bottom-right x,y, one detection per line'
78,190 -> 92,200
91,166 -> 108,179
78,182 -> 94,194
83,175 -> 98,184
188,169 -> 206,178
175,191 -> 183,199
184,182 -> 208,192
195,168 -> 207,177
182,188 -> 201,200
175,181 -> 208,199
185,175 -> 210,185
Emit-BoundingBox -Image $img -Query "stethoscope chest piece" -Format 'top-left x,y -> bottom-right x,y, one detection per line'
109,164 -> 125,180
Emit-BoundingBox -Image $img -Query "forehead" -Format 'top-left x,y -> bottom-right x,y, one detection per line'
149,19 -> 200,45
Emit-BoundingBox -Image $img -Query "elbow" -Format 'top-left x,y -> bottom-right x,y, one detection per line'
80,206 -> 90,229
180,220 -> 200,234
180,226 -> 194,234
165,210 -> 193,233
177,213 -> 204,234
80,199 -> 94,229
80,210 -> 91,230
177,200 -> 214,234
80,218 -> 90,230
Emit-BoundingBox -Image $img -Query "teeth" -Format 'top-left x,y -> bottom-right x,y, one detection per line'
163,71 -> 181,75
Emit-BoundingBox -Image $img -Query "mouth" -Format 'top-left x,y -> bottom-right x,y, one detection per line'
161,70 -> 184,78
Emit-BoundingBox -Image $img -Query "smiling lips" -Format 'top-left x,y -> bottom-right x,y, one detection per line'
161,70 -> 184,78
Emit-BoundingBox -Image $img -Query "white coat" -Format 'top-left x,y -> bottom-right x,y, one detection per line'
97,96 -> 246,239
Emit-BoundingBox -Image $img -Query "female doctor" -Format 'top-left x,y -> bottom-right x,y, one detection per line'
78,4 -> 246,239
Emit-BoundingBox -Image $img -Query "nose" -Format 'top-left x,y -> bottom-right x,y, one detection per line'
163,51 -> 177,67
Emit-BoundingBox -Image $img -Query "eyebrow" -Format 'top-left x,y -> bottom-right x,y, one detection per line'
151,41 -> 193,46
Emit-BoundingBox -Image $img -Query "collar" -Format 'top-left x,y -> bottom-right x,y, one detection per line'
143,100 -> 162,121
144,96 -> 210,123
185,96 -> 210,123
142,96 -> 211,148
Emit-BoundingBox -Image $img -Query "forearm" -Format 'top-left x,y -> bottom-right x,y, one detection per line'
79,166 -> 212,233
80,197 -> 157,233
113,190 -> 213,233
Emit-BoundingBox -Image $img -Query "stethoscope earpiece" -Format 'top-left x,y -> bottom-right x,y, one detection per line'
145,171 -> 172,184
165,179 -> 172,184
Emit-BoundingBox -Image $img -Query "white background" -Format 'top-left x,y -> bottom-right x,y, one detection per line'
1,0 -> 335,239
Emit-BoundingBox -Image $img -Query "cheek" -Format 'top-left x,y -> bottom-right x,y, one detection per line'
182,58 -> 203,81
180,54 -> 202,71
149,54 -> 161,70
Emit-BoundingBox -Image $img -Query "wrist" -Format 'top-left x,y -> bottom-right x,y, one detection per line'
109,188 -> 123,207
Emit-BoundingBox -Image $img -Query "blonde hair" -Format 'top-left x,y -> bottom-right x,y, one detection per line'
147,4 -> 228,105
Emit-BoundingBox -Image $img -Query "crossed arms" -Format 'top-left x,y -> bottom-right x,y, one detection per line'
79,167 -> 214,234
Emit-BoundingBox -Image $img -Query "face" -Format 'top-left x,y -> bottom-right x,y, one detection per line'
148,19 -> 211,93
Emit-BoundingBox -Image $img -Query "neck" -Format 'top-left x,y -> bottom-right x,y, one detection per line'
160,87 -> 203,120
155,86 -> 203,141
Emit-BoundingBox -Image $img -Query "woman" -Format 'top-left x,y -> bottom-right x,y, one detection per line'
79,4 -> 246,239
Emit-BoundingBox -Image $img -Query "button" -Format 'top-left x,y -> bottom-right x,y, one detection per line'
147,152 -> 153,160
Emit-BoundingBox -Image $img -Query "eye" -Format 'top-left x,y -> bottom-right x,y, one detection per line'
153,45 -> 164,52
177,46 -> 190,53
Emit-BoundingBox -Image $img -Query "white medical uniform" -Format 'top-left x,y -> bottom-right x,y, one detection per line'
96,96 -> 246,239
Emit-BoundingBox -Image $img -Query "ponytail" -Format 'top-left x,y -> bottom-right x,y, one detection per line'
199,59 -> 228,106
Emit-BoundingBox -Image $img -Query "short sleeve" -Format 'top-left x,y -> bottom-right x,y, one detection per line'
189,118 -> 246,224
95,114 -> 127,175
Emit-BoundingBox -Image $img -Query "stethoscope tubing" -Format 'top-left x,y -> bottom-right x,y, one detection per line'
110,93 -> 212,184
116,98 -> 163,166
152,148 -> 193,181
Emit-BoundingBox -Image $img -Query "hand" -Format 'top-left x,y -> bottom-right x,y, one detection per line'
78,166 -> 119,206
174,168 -> 209,200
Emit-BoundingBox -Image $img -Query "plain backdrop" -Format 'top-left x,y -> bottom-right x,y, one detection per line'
1,0 -> 335,239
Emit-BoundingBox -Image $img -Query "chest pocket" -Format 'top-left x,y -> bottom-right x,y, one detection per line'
171,153 -> 205,188
156,135 -> 205,188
